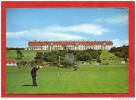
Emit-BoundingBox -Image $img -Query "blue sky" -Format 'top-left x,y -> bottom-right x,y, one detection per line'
6,8 -> 128,47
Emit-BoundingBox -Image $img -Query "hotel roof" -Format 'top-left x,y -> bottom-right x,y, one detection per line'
28,41 -> 113,46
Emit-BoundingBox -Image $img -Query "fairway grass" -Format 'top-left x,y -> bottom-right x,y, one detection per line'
6,64 -> 128,94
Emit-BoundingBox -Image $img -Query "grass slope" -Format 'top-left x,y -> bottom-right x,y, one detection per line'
100,50 -> 121,64
7,50 -> 38,61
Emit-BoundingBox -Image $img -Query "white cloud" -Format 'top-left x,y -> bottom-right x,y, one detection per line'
96,14 -> 128,25
7,24 -> 109,40
7,29 -> 84,41
107,14 -> 128,24
47,24 -> 109,36
6,31 -> 27,38
27,31 -> 83,40
112,39 -> 128,47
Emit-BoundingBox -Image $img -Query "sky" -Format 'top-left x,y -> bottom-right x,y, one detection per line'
6,8 -> 128,47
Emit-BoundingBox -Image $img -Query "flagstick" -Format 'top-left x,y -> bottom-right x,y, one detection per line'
58,56 -> 60,81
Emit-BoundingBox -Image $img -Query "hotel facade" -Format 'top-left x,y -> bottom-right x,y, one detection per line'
28,41 -> 113,51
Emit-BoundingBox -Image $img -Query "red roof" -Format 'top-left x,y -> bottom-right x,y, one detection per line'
6,59 -> 16,63
28,41 -> 113,46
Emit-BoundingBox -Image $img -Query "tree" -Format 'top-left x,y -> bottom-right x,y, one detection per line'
76,50 -> 92,61
43,51 -> 58,63
34,52 -> 45,64
16,50 -> 24,60
62,53 -> 78,71
110,45 -> 128,63
86,49 -> 101,59
97,58 -> 101,63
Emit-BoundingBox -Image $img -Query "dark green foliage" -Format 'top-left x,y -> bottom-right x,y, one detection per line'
16,50 -> 24,60
77,52 -> 92,61
16,60 -> 28,68
34,49 -> 102,64
7,47 -> 25,50
97,58 -> 101,63
75,49 -> 101,61
110,46 -> 128,62
34,52 -> 44,61
43,51 -> 58,62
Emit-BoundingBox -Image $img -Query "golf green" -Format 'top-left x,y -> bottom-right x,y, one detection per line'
6,64 -> 128,94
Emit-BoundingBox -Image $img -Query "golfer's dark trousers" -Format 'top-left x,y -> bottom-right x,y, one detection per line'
32,75 -> 37,86
31,67 -> 39,86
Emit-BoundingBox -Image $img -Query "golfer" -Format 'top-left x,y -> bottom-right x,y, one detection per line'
31,63 -> 42,86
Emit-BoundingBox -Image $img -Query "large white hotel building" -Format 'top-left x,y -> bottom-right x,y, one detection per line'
28,41 -> 113,51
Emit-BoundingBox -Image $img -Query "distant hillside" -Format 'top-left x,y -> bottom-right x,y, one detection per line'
7,50 -> 122,65
6,50 -> 37,61
100,50 -> 121,64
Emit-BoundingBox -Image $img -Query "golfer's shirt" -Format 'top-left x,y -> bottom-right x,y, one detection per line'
31,67 -> 39,77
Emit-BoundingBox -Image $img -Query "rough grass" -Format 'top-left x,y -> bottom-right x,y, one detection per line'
100,50 -> 121,64
7,50 -> 40,61
6,64 -> 128,94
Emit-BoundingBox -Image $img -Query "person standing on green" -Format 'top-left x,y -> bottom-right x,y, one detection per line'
31,62 -> 42,86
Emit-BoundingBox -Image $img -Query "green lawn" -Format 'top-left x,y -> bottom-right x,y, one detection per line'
100,50 -> 121,64
6,50 -> 128,94
6,64 -> 128,94
6,50 -> 43,61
